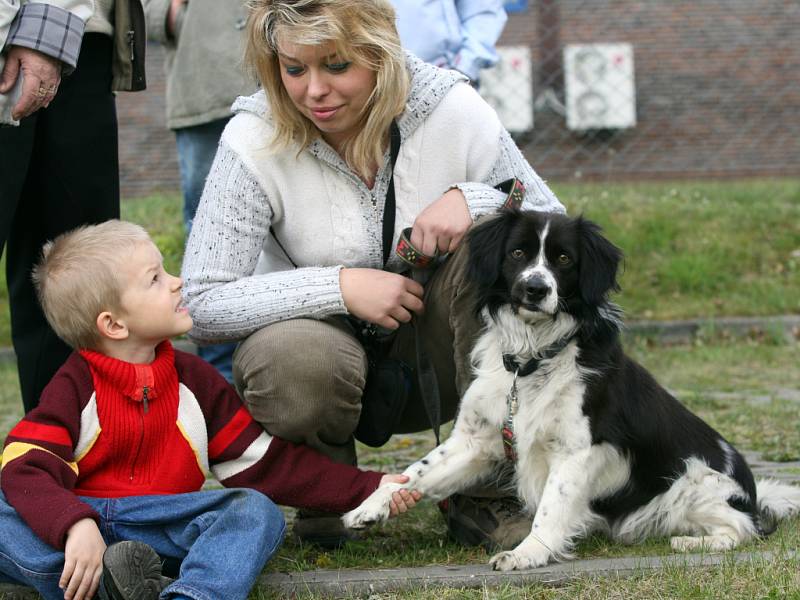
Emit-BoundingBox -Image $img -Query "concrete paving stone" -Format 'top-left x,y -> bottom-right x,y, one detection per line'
253,550 -> 797,597
1,550 -> 795,598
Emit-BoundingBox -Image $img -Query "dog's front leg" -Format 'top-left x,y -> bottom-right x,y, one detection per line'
343,420 -> 500,530
490,450 -> 596,570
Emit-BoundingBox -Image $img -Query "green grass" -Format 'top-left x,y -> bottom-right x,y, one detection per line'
555,179 -> 800,321
0,179 -> 797,347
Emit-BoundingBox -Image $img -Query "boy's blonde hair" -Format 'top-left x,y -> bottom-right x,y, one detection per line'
32,220 -> 152,350
245,0 -> 409,180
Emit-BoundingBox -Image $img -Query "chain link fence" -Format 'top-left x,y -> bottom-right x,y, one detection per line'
117,1 -> 799,197
479,0 -> 800,181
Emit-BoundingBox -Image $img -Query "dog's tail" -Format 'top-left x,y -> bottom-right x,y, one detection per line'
756,479 -> 800,534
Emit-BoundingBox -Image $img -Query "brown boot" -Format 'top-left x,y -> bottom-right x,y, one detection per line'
293,510 -> 359,550
440,494 -> 533,551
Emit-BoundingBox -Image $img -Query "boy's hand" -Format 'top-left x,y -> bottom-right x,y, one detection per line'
60,518 -> 106,600
380,474 -> 422,517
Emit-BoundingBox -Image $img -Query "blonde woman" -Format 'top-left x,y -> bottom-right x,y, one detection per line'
182,0 -> 564,548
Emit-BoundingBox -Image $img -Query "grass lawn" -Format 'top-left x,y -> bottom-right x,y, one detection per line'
4,335 -> 795,598
0,178 -> 797,347
0,179 -> 797,598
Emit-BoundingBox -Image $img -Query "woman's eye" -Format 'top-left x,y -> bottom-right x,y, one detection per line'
557,254 -> 572,266
510,249 -> 525,259
285,65 -> 305,77
151,274 -> 159,284
326,61 -> 351,73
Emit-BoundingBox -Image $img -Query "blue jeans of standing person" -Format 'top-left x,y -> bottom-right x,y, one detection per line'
0,488 -> 285,600
175,118 -> 237,383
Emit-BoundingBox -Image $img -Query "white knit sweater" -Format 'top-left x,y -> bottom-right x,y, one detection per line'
182,55 -> 564,344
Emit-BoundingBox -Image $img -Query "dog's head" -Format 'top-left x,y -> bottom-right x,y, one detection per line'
466,210 -> 622,321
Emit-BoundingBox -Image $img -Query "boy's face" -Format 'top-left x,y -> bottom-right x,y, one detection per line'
117,240 -> 193,345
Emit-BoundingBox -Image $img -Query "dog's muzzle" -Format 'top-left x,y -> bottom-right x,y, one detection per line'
512,274 -> 553,312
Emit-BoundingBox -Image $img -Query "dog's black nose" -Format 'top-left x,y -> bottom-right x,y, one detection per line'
524,278 -> 550,302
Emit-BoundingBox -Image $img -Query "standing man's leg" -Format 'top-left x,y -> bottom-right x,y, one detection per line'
175,118 -> 237,383
6,33 -> 119,413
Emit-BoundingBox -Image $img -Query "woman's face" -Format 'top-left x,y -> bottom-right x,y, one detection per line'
277,40 -> 377,153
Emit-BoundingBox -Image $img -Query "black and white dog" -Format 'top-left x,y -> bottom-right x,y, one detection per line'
343,209 -> 800,570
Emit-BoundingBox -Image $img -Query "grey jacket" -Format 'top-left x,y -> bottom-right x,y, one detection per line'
143,0 -> 255,130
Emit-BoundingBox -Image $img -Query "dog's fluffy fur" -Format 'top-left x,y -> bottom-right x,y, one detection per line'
343,210 -> 800,570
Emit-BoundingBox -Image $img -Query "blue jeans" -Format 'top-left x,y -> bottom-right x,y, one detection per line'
0,488 -> 285,600
175,119 -> 237,383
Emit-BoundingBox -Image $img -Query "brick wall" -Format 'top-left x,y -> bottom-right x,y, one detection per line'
116,0 -> 800,197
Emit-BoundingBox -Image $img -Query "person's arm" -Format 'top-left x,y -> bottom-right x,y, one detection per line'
0,0 -> 92,122
409,85 -> 564,256
60,518 -> 106,600
179,354 -> 408,513
453,127 -> 565,216
451,0 -> 507,81
181,140 -> 348,343
143,0 -> 185,45
0,366 -> 101,550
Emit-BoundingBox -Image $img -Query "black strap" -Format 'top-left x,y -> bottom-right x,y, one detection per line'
382,120 -> 402,266
502,336 -> 573,377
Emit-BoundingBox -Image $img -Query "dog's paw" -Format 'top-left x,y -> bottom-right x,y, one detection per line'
341,485 -> 398,530
489,548 -> 550,571
670,534 -> 736,552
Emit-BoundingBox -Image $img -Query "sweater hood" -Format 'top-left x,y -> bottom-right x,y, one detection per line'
230,52 -> 468,141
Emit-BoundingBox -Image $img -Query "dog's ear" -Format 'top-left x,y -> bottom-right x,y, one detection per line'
577,216 -> 623,305
466,209 -> 516,289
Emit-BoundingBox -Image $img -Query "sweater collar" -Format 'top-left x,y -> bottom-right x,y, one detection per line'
79,341 -> 175,403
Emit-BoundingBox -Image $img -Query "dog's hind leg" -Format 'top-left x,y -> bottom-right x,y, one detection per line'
343,422 -> 502,530
614,458 -> 758,551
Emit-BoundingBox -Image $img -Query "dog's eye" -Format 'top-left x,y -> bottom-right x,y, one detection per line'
509,249 -> 525,259
557,254 -> 572,266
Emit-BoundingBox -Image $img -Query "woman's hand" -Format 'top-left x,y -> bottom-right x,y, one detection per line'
410,188 -> 472,257
60,518 -> 106,600
380,474 -> 422,516
340,268 -> 424,329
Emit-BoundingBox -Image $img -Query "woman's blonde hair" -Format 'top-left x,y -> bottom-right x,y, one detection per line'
32,220 -> 151,350
245,0 -> 409,179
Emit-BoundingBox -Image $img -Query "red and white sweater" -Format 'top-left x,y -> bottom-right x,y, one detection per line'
0,341 -> 383,550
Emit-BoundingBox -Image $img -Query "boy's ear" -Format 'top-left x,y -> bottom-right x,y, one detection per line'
96,311 -> 129,341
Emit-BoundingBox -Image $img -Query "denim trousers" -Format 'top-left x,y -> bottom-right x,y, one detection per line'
175,118 -> 238,383
0,488 -> 285,600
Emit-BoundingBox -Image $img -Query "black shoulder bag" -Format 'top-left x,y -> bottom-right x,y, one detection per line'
351,120 -> 415,447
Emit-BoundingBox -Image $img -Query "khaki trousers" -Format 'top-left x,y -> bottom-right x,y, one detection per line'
232,243 -> 481,465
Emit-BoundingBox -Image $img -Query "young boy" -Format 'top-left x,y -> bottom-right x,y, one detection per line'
0,220 -> 418,600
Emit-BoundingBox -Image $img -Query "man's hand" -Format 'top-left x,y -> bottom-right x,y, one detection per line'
60,518 -> 106,600
340,268 -> 424,330
380,474 -> 422,516
410,188 -> 473,257
0,45 -> 61,120
167,0 -> 188,37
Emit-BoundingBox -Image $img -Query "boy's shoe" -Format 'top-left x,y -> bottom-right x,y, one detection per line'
98,541 -> 171,600
439,494 -> 533,551
293,510 -> 358,549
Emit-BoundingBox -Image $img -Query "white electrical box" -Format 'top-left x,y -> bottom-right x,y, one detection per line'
564,43 -> 636,130
479,45 -> 534,133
